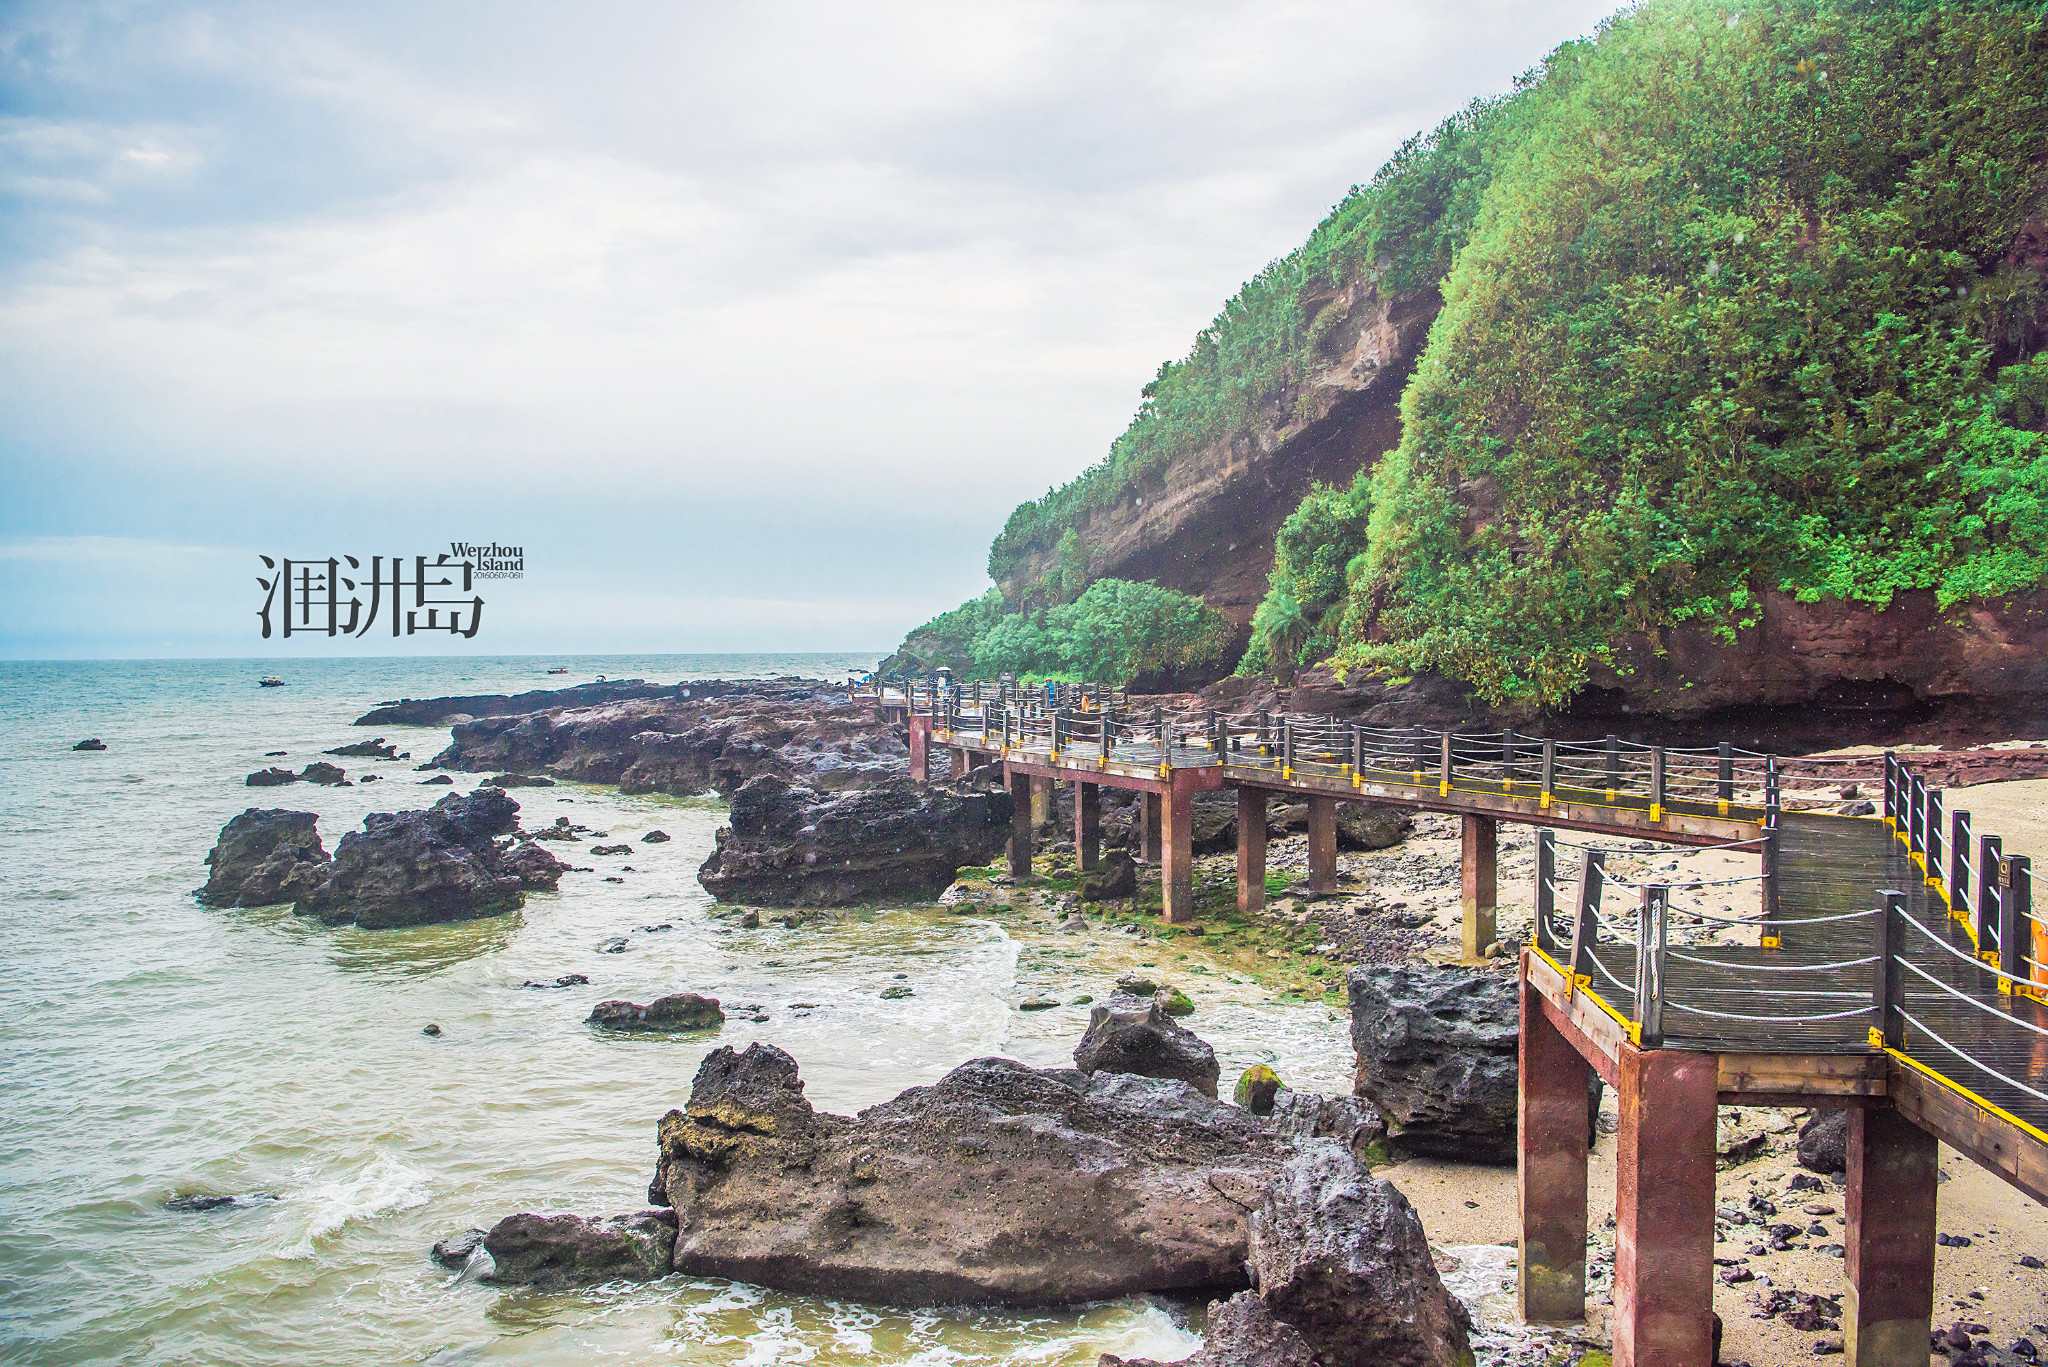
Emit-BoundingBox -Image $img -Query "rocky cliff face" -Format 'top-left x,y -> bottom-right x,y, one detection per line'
995,280 -> 1439,627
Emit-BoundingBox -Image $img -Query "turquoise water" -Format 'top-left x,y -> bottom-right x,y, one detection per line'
0,654 -> 1354,1366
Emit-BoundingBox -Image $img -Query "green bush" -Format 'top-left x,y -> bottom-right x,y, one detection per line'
1241,472 -> 1374,678
891,579 -> 1235,686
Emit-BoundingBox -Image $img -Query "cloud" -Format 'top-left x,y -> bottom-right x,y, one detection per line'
0,0 -> 1624,657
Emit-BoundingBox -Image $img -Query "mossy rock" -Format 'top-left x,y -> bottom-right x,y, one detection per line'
1160,988 -> 1195,1017
1233,1064 -> 1283,1115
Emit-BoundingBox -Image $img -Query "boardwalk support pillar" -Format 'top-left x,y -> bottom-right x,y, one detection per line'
1307,796 -> 1338,894
949,748 -> 969,780
1006,768 -> 1032,879
1614,1045 -> 1716,1367
1844,1108 -> 1938,1367
1237,787 -> 1268,914
1161,772 -> 1195,924
1139,792 -> 1162,865
1030,775 -> 1053,833
1073,781 -> 1100,873
1462,814 -> 1498,961
1519,977 -> 1589,1323
908,714 -> 930,783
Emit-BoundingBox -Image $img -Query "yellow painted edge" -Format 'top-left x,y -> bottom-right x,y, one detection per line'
1540,791 -> 1552,809
1650,803 -> 1664,823
1760,935 -> 1781,948
1885,1047 -> 2048,1147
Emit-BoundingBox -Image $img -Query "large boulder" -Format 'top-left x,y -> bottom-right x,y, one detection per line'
1335,802 -> 1413,850
1348,965 -> 1517,1163
651,1044 -> 1285,1306
1073,993 -> 1221,1097
1250,1141 -> 1474,1367
697,775 -> 1012,907
1080,853 -> 1138,901
245,767 -> 301,787
295,788 -> 527,928
480,1210 -> 677,1289
1797,1109 -> 1848,1174
500,842 -> 569,891
1265,1088 -> 1387,1165
587,993 -> 724,1032
197,808 -> 330,907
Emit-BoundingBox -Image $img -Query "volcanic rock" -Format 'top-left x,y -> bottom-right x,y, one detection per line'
485,772 -> 555,787
72,738 -> 107,751
500,842 -> 569,891
197,808 -> 331,907
1798,1109 -> 1848,1174
592,843 -> 633,856
1100,1291 -> 1319,1367
430,1227 -> 486,1267
299,761 -> 348,786
1233,1065 -> 1283,1116
697,775 -> 1011,907
642,830 -> 671,842
421,774 -> 455,785
480,1210 -> 677,1290
1081,853 -> 1139,901
294,788 -> 526,928
1073,994 -> 1221,1097
245,767 -> 301,787
326,738 -> 399,759
1265,1088 -> 1388,1164
650,1044 -> 1285,1305
1349,965 -> 1518,1163
587,993 -> 724,1031
1335,802 -> 1414,850
1249,1140 -> 1473,1367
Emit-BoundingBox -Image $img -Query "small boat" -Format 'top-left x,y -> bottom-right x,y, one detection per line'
546,668 -> 569,674
258,677 -> 286,687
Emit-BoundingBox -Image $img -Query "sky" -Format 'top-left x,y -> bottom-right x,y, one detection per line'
0,0 -> 1621,659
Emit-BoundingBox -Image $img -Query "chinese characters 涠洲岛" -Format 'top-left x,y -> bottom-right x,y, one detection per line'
256,555 -> 485,639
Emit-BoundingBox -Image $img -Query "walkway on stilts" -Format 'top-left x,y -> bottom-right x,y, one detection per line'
851,677 -> 2046,1367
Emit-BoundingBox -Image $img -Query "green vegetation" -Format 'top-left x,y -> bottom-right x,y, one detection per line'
1328,0 -> 2048,705
1239,472 -> 1375,679
985,90 -> 1521,590
890,578 -> 1234,686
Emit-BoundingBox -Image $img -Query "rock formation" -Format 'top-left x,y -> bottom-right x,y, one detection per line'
649,1044 -> 1285,1305
355,677 -> 681,727
1348,965 -> 1518,1163
196,809 -> 330,908
499,842 -> 569,891
72,738 -> 107,751
587,994 -> 724,1032
697,775 -> 1011,907
480,1210 -> 677,1289
1797,1109 -> 1848,1175
1100,1291 -> 1319,1367
325,738 -> 399,759
1072,993 -> 1221,1097
292,788 -> 528,928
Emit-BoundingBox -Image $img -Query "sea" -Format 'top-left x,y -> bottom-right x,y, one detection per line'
0,654 -> 1372,1367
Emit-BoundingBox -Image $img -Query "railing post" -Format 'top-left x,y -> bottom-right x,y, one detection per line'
1502,726 -> 1517,791
1908,774 -> 1925,861
1951,809 -> 1972,912
1883,750 -> 1897,826
1257,710 -> 1271,756
1873,890 -> 1905,1049
1440,731 -> 1453,796
1976,833 -> 2003,957
1566,850 -> 1605,990
1351,724 -> 1364,782
1925,788 -> 1945,890
1282,718 -> 1296,779
1605,735 -> 1621,799
1411,725 -> 1429,779
1540,739 -> 1556,810
1650,747 -> 1667,822
1001,705 -> 1013,752
1635,884 -> 1668,1048
1153,705 -> 1166,763
1716,742 -> 1733,814
1049,709 -> 1063,762
1535,829 -> 1557,954
1761,758 -> 1781,949
2000,855 -> 2031,987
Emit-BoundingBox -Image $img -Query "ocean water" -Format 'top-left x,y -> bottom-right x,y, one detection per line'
0,655 -> 1357,1367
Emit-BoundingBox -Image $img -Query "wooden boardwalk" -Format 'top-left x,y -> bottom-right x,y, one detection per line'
858,679 -> 2047,1367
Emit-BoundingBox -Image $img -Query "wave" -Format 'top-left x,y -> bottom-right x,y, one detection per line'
275,1152 -> 431,1259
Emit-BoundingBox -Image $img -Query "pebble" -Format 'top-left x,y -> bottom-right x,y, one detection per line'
422,1023 -> 441,1036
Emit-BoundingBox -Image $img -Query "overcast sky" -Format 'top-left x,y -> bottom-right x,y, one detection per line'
0,0 -> 1619,659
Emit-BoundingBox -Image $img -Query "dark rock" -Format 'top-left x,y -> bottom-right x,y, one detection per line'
592,843 -> 633,856
293,789 -> 526,928
499,842 -> 569,890
421,774 -> 455,785
420,680 -> 909,794
431,1227 -> 486,1267
265,751 -> 287,756
422,1023 -> 441,1036
356,678 -> 678,727
1100,1290 -> 1319,1367
197,808 -> 331,907
1335,802 -> 1414,851
643,830 -> 671,843
1114,973 -> 1159,997
480,1209 -> 677,1289
326,738 -> 399,759
245,767 -> 302,787
587,993 -> 724,1031
1348,965 -> 1518,1163
1265,1088 -> 1388,1165
299,761 -> 348,786
1234,1065 -> 1283,1116
164,1191 -> 275,1212
1072,994 -> 1221,1097
1798,1110 -> 1848,1174
484,772 -> 555,787
1249,1140 -> 1473,1367
651,1046 -> 1287,1305
697,775 -> 1012,908
73,738 -> 107,751
360,774 -> 380,783
1081,853 -> 1140,901
880,985 -> 914,999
